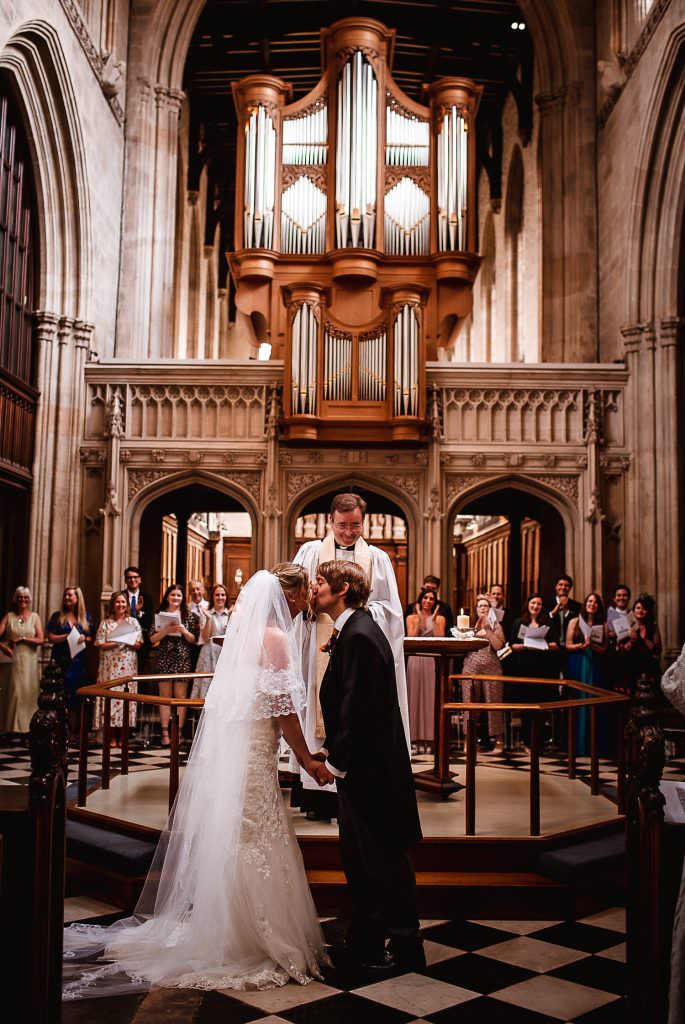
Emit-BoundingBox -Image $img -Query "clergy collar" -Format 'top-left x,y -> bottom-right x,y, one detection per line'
335,544 -> 357,552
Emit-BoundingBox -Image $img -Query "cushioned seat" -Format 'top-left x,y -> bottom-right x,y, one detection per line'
538,832 -> 625,885
66,820 -> 156,877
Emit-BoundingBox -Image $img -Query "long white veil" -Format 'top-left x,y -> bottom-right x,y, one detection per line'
63,570 -> 320,998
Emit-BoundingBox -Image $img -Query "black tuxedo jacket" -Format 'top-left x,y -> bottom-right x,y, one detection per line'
127,590 -> 154,635
320,608 -> 422,849
547,600 -> 581,647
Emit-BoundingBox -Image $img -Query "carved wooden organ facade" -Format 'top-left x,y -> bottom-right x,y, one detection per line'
229,18 -> 482,442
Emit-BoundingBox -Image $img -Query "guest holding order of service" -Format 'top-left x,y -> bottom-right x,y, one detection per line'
565,592 -> 609,756
190,583 -> 230,700
406,588 -> 446,752
46,586 -> 93,741
461,594 -> 506,751
510,593 -> 559,746
0,587 -> 44,741
93,590 -> 143,745
149,583 -> 200,746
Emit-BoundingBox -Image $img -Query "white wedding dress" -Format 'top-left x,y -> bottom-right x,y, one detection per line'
63,572 -> 327,999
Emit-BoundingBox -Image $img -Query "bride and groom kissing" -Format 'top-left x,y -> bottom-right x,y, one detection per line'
63,558 -> 424,1000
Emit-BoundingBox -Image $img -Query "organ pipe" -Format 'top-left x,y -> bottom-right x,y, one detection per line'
335,51 -> 378,248
283,104 -> 328,165
385,101 -> 429,166
436,105 -> 468,252
393,304 -> 419,416
281,176 -> 326,254
290,302 -> 318,414
243,104 -> 277,249
384,177 -> 430,255
324,326 -> 353,401
359,330 -> 387,401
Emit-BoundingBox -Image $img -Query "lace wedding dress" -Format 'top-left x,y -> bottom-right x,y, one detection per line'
63,572 -> 327,999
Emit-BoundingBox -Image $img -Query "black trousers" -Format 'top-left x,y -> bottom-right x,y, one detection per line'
337,780 -> 420,956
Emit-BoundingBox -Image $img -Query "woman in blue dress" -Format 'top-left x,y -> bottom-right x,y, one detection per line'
565,592 -> 609,756
47,586 -> 94,742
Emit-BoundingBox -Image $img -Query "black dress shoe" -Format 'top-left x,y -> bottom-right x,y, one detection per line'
305,810 -> 331,822
361,951 -> 397,972
388,941 -> 426,971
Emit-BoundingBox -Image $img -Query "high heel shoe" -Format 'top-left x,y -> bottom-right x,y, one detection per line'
160,729 -> 170,747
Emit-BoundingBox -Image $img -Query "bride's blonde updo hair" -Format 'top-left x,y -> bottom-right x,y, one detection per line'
270,562 -> 309,597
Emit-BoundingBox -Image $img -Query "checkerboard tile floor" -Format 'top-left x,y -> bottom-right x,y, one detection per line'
62,902 -> 628,1022
1,740 -> 683,789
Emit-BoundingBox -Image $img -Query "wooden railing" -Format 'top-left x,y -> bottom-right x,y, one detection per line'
445,674 -> 630,836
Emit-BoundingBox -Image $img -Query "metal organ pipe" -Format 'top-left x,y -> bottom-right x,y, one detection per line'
437,105 -> 468,252
243,104 -> 276,249
290,302 -> 318,415
335,51 -> 377,249
393,304 -> 419,416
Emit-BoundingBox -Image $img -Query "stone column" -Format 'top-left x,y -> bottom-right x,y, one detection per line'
116,79 -> 184,359
99,390 -> 125,603
424,385 -> 443,582
583,389 -> 605,598
28,311 -> 60,616
262,385 -> 283,569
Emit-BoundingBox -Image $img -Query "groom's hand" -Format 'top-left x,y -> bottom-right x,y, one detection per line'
312,762 -> 335,786
311,750 -> 327,762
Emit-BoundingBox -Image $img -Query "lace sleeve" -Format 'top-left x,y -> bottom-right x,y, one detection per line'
253,665 -> 306,719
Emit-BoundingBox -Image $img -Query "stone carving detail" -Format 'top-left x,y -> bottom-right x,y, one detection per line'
446,475 -> 484,503
530,474 -> 579,504
387,475 -> 420,499
126,383 -> 267,442
128,470 -> 169,499
471,453 -> 485,466
222,471 -> 262,501
57,0 -> 125,123
505,453 -> 526,467
186,451 -> 203,465
442,387 -> 582,445
152,449 -> 166,463
424,487 -> 443,522
79,447 -> 106,464
287,473 -> 326,501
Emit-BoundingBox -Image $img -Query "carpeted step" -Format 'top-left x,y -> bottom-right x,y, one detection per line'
538,831 -> 625,885
66,820 -> 156,878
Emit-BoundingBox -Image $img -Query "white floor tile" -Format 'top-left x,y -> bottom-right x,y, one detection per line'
596,942 -> 626,962
424,940 -> 466,965
354,972 -> 479,1016
478,936 -> 589,972
64,895 -> 123,923
230,980 -> 338,1012
579,907 -> 626,933
469,920 -> 562,935
491,974 -> 619,1020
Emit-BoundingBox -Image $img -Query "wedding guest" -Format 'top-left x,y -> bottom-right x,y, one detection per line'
149,584 -> 200,746
628,592 -> 662,687
191,584 -> 230,700
47,586 -> 94,742
0,588 -> 44,742
187,580 -> 209,668
510,593 -> 559,745
565,592 -> 609,755
548,575 -> 581,673
606,584 -> 637,694
461,594 -> 506,750
93,591 -> 143,746
406,575 -> 454,632
406,589 -> 445,752
124,566 -> 154,671
488,583 -> 513,641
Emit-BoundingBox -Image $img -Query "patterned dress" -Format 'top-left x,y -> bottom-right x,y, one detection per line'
154,611 -> 201,675
93,617 -> 142,728
192,608 -> 231,699
461,623 -> 505,739
0,612 -> 41,733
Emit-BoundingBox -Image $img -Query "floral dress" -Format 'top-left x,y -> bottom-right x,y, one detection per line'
155,611 -> 200,675
93,617 -> 142,728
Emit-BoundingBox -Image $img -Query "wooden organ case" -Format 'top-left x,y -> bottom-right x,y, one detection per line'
229,18 -> 482,442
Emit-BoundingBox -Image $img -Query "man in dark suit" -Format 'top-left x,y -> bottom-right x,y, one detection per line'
548,574 -> 581,662
124,566 -> 154,671
314,559 -> 424,972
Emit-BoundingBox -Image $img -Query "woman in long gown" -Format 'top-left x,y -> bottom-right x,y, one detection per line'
461,594 -> 506,749
406,589 -> 445,751
63,564 -> 329,999
565,592 -> 609,756
0,587 -> 44,740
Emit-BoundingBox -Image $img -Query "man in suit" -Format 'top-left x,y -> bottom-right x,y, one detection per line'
547,574 -> 581,661
313,559 -> 424,972
124,566 -> 154,671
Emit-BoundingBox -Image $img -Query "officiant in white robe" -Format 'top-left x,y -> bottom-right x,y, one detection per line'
292,493 -> 410,818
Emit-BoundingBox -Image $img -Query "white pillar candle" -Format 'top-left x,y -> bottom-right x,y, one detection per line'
457,608 -> 470,631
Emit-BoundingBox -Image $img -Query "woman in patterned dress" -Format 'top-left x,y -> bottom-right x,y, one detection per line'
406,589 -> 446,752
94,591 -> 143,745
191,584 -> 231,700
461,594 -> 506,750
0,587 -> 44,741
149,584 -> 200,746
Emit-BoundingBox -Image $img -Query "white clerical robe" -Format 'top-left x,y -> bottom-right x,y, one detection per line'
292,535 -> 410,794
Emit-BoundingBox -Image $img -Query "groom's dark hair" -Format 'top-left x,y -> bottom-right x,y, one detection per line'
318,560 -> 370,607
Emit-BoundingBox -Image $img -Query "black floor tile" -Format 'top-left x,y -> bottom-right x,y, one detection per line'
532,923 -> 625,954
62,992 -> 146,1024
548,956 -> 626,996
196,990 -> 269,1023
425,995 -> 558,1023
422,952 -> 535,994
421,920 -> 517,951
279,991 -> 413,1024
572,996 -> 627,1022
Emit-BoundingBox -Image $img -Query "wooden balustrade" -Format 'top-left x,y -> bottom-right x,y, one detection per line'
445,674 -> 629,836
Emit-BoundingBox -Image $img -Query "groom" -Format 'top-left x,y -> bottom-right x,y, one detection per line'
314,559 -> 424,971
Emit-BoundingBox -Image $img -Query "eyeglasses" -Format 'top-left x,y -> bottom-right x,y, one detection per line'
333,522 -> 363,532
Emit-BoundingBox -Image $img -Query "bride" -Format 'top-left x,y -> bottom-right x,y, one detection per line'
64,564 -> 330,998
